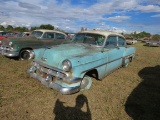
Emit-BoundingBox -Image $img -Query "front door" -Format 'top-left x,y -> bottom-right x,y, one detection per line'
105,36 -> 124,74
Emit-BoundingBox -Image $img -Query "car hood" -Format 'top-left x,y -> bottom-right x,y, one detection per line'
34,43 -> 103,69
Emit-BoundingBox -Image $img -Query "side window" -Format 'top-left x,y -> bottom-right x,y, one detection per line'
118,37 -> 126,46
56,33 -> 65,39
105,36 -> 117,47
43,32 -> 54,39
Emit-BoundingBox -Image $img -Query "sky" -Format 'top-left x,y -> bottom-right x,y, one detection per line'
0,0 -> 160,34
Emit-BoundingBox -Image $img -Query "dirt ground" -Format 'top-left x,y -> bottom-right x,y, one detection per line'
0,42 -> 160,120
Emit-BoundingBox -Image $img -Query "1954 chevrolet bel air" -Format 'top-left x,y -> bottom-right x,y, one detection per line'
28,30 -> 136,94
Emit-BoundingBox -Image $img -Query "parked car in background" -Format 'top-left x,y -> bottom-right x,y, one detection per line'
140,38 -> 150,43
0,29 -> 71,60
144,39 -> 160,47
0,31 -> 15,40
15,32 -> 30,37
68,33 -> 75,39
28,30 -> 136,94
126,38 -> 137,45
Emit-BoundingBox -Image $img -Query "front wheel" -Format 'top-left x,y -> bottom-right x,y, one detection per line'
80,75 -> 92,91
20,49 -> 33,60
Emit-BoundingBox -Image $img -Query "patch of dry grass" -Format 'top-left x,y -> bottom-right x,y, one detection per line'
0,42 -> 160,120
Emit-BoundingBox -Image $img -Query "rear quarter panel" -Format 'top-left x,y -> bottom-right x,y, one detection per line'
123,46 -> 136,57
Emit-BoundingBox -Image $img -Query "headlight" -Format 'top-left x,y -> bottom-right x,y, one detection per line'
62,59 -> 72,72
9,42 -> 13,46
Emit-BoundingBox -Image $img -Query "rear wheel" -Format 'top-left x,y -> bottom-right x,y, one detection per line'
20,49 -> 33,60
123,57 -> 132,68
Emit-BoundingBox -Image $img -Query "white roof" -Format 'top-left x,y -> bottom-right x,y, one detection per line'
79,30 -> 124,38
34,29 -> 66,36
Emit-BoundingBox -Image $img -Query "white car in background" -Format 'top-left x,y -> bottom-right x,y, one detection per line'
126,38 -> 137,45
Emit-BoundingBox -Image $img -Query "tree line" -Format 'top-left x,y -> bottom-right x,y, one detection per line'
0,24 -> 55,32
0,24 -> 159,39
123,31 -> 160,40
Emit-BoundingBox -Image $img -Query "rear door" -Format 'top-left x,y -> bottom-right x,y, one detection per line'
41,32 -> 68,47
41,32 -> 55,47
54,33 -> 68,44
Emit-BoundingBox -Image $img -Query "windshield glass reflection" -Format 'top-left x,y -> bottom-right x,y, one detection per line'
30,31 -> 43,38
72,33 -> 105,46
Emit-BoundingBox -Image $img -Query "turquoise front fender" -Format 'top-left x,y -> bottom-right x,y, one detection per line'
66,50 -> 108,79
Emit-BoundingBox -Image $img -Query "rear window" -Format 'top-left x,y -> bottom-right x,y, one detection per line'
30,31 -> 43,38
118,37 -> 126,46
56,33 -> 65,39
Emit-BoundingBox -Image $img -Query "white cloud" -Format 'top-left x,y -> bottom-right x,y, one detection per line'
139,0 -> 160,5
19,2 -> 41,10
137,5 -> 160,12
1,22 -> 8,26
151,14 -> 160,17
105,16 -> 131,22
0,0 -> 160,34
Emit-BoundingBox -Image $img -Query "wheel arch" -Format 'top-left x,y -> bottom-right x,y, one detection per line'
20,47 -> 33,53
83,69 -> 99,80
19,47 -> 34,60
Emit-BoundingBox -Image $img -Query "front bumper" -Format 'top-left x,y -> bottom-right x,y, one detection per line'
27,60 -> 82,94
28,72 -> 81,94
0,46 -> 19,57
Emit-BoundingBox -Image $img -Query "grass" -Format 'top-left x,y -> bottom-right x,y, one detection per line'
0,42 -> 160,120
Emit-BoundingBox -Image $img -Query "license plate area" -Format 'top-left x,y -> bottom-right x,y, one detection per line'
36,70 -> 56,82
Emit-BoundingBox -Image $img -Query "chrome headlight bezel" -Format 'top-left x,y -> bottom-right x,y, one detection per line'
62,59 -> 72,72
9,42 -> 13,47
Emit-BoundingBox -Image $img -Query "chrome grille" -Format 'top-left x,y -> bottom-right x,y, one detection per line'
34,63 -> 66,79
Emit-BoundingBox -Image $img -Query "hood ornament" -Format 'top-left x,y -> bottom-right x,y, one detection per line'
44,46 -> 51,49
41,57 -> 47,61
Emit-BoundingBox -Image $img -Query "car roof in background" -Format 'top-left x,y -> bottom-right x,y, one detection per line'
33,29 -> 67,36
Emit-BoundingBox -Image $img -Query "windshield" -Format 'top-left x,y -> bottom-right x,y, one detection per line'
16,32 -> 25,37
0,32 -> 14,36
72,33 -> 105,46
30,31 -> 43,38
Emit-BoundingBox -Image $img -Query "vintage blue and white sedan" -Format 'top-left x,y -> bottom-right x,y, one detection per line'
28,30 -> 136,94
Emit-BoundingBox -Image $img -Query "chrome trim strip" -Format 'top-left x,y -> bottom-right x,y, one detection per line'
81,53 -> 135,73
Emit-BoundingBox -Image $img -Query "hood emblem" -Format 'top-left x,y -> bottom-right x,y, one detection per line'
41,57 -> 47,61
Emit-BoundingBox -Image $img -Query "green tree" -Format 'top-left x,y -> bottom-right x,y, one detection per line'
6,25 -> 13,31
152,34 -> 160,40
39,24 -> 54,30
14,27 -> 28,32
137,31 -> 151,38
30,26 -> 39,31
0,25 -> 5,31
